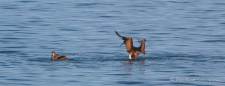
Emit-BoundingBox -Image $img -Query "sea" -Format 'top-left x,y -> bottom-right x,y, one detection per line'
0,0 -> 225,86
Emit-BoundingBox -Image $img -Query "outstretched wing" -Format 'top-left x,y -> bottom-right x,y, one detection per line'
139,39 -> 146,55
114,30 -> 134,53
114,30 -> 124,39
115,30 -> 126,46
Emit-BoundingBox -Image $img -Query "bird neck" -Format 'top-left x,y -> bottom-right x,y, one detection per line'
51,53 -> 56,60
129,54 -> 136,59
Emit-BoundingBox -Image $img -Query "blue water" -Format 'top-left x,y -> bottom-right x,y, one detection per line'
0,0 -> 225,86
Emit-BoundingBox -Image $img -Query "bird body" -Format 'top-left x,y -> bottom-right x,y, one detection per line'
51,51 -> 67,60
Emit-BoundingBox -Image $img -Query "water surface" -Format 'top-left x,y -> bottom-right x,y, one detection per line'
0,0 -> 225,86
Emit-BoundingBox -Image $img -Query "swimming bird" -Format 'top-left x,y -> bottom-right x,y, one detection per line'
51,51 -> 67,60
115,30 -> 146,59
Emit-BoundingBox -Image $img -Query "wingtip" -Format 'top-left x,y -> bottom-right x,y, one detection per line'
114,30 -> 118,33
114,30 -> 121,37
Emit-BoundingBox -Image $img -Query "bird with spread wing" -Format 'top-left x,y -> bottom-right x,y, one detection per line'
114,31 -> 146,59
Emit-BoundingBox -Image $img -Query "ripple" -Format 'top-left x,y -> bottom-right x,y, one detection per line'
98,15 -> 118,18
220,22 -> 225,25
75,2 -> 101,7
66,80 -> 80,83
0,51 -> 20,54
168,1 -> 191,4
169,82 -> 195,86
116,81 -> 144,85
0,5 -> 18,9
155,70 -> 176,73
59,28 -> 79,31
104,73 -> 131,76
6,78 -> 32,82
200,40 -> 225,43
170,27 -> 188,30
0,30 -> 21,31
2,46 -> 27,48
17,0 -> 38,3
187,75 -> 201,77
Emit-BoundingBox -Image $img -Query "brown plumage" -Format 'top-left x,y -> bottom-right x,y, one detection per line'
51,51 -> 67,60
115,31 -> 146,59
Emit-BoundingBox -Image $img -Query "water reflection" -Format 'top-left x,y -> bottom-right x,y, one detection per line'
124,59 -> 145,65
123,59 -> 146,74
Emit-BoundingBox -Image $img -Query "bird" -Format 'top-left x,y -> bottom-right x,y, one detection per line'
114,30 -> 146,59
51,51 -> 67,60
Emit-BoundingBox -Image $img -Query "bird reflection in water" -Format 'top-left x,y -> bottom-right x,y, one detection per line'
123,58 -> 146,74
